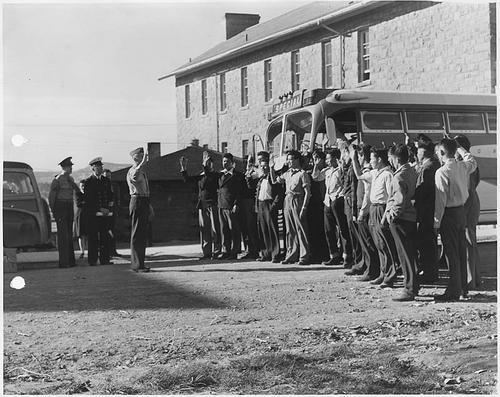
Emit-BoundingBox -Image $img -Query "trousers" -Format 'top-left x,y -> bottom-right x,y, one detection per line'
129,196 -> 149,270
257,200 -> 280,260
54,201 -> 75,268
283,194 -> 310,262
369,204 -> 398,283
219,207 -> 242,255
199,205 -> 221,257
88,215 -> 110,265
440,206 -> 468,297
390,219 -> 419,295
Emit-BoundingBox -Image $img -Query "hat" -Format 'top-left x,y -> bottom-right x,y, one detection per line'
58,157 -> 73,167
130,147 -> 144,157
89,157 -> 103,166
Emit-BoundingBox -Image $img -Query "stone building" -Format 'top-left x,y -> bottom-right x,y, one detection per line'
163,1 -> 496,157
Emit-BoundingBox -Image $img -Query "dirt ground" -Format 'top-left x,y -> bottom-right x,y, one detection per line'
3,242 -> 498,394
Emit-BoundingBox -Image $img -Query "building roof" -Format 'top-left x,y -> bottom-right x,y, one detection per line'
161,1 -> 386,80
112,145 -> 247,183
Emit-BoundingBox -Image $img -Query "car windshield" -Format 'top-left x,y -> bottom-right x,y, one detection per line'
3,172 -> 34,195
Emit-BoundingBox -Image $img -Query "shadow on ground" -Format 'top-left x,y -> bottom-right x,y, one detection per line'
3,264 -> 227,312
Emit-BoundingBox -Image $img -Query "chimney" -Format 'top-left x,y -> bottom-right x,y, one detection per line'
147,142 -> 161,160
225,13 -> 260,40
190,138 -> 200,147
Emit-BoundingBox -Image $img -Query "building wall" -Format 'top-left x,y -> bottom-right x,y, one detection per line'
175,1 -> 495,156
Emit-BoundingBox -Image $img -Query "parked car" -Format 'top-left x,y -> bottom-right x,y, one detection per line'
3,161 -> 52,248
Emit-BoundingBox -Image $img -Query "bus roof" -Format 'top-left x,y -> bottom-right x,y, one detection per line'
325,89 -> 497,108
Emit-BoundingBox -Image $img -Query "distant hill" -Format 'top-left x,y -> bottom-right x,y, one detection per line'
34,163 -> 129,201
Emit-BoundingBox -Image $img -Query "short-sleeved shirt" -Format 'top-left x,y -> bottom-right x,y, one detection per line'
277,168 -> 311,197
127,164 -> 150,196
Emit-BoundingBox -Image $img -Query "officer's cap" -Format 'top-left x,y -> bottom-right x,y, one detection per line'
58,157 -> 73,167
89,157 -> 103,166
130,147 -> 144,157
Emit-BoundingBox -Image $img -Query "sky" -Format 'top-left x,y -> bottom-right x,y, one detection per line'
2,0 -> 309,171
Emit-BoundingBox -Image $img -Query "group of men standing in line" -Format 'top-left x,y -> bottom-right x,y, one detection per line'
48,146 -> 153,273
182,133 -> 480,302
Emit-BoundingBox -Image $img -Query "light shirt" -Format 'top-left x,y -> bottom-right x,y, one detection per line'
358,166 -> 393,205
434,149 -> 477,228
258,177 -> 273,201
312,165 -> 342,206
384,163 -> 417,223
358,166 -> 372,219
222,168 -> 234,176
276,168 -> 311,196
127,164 -> 150,196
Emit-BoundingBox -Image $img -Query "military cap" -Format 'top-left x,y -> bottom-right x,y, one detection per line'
89,157 -> 103,166
58,157 -> 74,167
129,147 -> 144,157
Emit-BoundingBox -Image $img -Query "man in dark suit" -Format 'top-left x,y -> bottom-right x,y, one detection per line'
414,139 -> 441,283
180,151 -> 221,260
84,157 -> 114,266
218,152 -> 245,259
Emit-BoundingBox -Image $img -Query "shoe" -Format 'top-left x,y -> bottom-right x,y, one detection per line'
322,257 -> 341,266
379,282 -> 394,289
143,268 -> 151,273
239,252 -> 258,260
256,256 -> 270,262
112,252 -> 123,257
198,255 -> 212,261
343,262 -> 354,269
370,276 -> 384,285
218,253 -> 231,260
131,268 -> 139,273
345,269 -> 363,276
211,253 -> 220,260
101,261 -> 114,265
434,294 -> 460,302
298,260 -> 310,266
79,253 -> 84,259
89,263 -> 97,266
271,257 -> 281,263
281,258 -> 296,265
358,275 -> 374,282
392,293 -> 415,302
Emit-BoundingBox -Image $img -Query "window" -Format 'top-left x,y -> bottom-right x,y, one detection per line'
242,139 -> 249,158
487,112 -> 496,133
3,172 -> 34,195
264,59 -> 273,102
291,50 -> 300,91
201,79 -> 208,115
184,85 -> 191,118
322,41 -> 333,88
219,73 -> 227,111
406,111 -> 445,131
361,111 -> 403,132
448,112 -> 485,133
358,29 -> 370,82
241,67 -> 248,107
221,142 -> 228,153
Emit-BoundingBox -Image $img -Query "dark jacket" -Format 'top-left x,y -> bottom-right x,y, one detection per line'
83,174 -> 113,215
181,169 -> 219,209
414,157 -> 440,223
341,160 -> 358,212
218,170 -> 245,210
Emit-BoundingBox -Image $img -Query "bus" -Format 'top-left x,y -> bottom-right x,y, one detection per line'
3,161 -> 52,248
264,89 -> 497,224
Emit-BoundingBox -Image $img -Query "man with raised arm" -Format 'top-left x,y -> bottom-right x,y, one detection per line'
433,138 -> 477,301
270,150 -> 311,266
127,146 -> 151,272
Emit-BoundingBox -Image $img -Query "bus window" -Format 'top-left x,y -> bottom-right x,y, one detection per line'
266,118 -> 282,157
361,110 -> 403,132
406,111 -> 444,132
487,112 -> 496,133
448,112 -> 485,133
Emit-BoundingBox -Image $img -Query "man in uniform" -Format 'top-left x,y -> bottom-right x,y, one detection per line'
103,168 -> 121,258
84,157 -> 114,266
127,146 -> 151,272
49,157 -> 79,268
